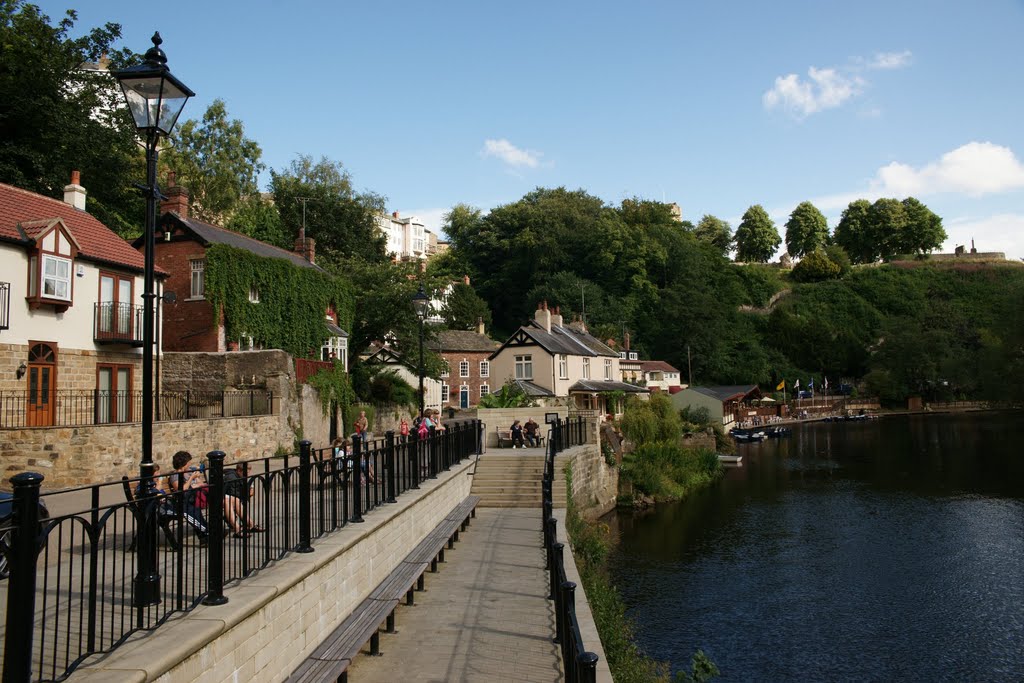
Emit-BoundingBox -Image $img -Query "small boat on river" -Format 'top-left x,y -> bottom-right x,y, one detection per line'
717,453 -> 743,464
764,426 -> 792,438
730,428 -> 766,443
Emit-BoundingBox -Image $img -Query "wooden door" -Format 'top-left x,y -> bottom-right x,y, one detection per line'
26,342 -> 57,427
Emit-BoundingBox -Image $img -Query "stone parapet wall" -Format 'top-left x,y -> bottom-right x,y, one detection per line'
556,442 -> 618,519
70,460 -> 475,683
1,414 -> 296,490
478,407 -> 571,448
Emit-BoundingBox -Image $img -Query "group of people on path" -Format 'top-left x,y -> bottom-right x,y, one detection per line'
509,417 -> 540,448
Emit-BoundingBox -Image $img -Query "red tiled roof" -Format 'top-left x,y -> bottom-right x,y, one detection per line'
639,360 -> 680,373
0,182 -> 148,273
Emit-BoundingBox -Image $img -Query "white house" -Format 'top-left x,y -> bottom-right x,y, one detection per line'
0,174 -> 156,427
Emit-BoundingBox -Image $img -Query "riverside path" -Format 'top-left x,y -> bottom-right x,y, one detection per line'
346,506 -> 561,682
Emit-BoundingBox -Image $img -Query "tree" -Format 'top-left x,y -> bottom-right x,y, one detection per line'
162,99 -> 264,223
833,199 -> 874,264
790,249 -> 841,282
693,214 -> 733,256
442,282 -> 492,331
271,155 -> 388,266
867,198 -> 908,260
225,194 -> 287,248
0,2 -> 144,236
734,205 -> 781,263
784,201 -> 829,258
900,197 -> 946,256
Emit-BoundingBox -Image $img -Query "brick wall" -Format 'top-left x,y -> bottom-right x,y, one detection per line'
440,350 -> 493,408
148,232 -> 220,352
70,459 -> 475,682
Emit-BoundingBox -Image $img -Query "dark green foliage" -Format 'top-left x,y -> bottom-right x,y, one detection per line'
442,282 -> 492,331
619,395 -> 681,445
621,443 -> 722,501
823,244 -> 852,277
0,1 -> 144,237
784,201 -> 829,258
833,199 -> 874,264
477,379 -> 534,408
791,249 -> 841,282
203,244 -> 354,358
734,204 -> 781,263
225,194 -> 289,248
734,264 -> 786,307
693,214 -> 733,256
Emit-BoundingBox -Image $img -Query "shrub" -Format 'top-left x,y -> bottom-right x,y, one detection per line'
791,249 -> 841,282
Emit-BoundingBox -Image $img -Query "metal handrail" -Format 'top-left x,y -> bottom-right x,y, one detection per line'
1,419 -> 484,682
542,416 -> 599,682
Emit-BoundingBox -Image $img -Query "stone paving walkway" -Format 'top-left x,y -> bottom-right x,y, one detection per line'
346,507 -> 562,683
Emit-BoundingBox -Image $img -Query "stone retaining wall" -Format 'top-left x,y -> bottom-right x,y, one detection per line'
558,442 -> 618,519
1,414 -> 296,489
71,459 -> 475,683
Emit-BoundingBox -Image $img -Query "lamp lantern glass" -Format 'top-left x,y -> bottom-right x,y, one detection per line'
112,33 -> 194,136
412,286 -> 430,320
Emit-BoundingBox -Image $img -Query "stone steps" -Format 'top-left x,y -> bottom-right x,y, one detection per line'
471,455 -> 549,507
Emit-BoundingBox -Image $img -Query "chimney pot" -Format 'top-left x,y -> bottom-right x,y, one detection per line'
160,181 -> 190,219
70,170 -> 80,185
393,211 -> 399,218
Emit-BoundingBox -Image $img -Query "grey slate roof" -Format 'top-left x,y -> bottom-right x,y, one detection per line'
326,321 -> 348,337
436,329 -> 499,353
163,213 -> 325,272
689,385 -> 760,402
519,321 -> 618,358
513,379 -> 555,397
568,380 -> 648,394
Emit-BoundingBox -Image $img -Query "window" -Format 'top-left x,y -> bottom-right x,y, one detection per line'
440,362 -> 450,378
248,286 -> 260,303
582,358 -> 590,379
619,351 -> 626,359
441,384 -> 450,403
558,354 -> 568,379
321,336 -> 348,371
42,255 -> 72,300
605,358 -> 613,380
480,360 -> 490,378
629,352 -> 638,360
480,383 -> 490,397
459,359 -> 470,378
97,364 -> 132,423
190,259 -> 205,298
514,354 -> 533,380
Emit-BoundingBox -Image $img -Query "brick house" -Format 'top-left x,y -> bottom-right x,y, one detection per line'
135,176 -> 348,368
0,175 -> 155,426
435,322 -> 499,409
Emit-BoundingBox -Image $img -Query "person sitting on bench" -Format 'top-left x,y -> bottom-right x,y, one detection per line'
223,462 -> 264,537
168,450 -> 210,543
510,420 -> 525,448
524,417 -> 540,447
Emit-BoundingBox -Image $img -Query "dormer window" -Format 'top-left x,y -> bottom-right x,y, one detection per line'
629,352 -> 638,360
25,218 -> 79,311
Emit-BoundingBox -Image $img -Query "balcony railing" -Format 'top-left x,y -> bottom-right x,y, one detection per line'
0,389 -> 274,429
295,358 -> 334,384
0,281 -> 9,330
93,302 -> 144,345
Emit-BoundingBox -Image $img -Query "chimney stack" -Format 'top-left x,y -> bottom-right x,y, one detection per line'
550,305 -> 563,328
463,274 -> 471,285
534,300 -> 551,333
294,236 -> 316,264
624,331 -> 631,350
477,316 -> 486,335
63,170 -> 86,210
161,171 -> 190,218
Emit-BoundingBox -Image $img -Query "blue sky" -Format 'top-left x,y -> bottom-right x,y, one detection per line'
42,0 -> 1024,258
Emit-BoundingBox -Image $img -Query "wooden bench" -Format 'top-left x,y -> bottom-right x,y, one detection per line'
496,427 -> 544,448
286,495 -> 480,683
120,476 -> 181,552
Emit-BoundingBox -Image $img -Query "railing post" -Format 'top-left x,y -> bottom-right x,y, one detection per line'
545,516 -> 556,571
296,440 -> 314,552
428,425 -> 438,478
350,436 -> 364,523
203,450 -> 228,605
577,652 -> 599,683
411,433 -> 421,489
560,581 -> 577,674
550,540 -> 563,602
3,472 -> 43,683
385,431 -> 397,503
476,418 -> 484,455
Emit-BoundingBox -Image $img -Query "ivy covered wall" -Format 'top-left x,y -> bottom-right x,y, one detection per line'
204,244 -> 355,359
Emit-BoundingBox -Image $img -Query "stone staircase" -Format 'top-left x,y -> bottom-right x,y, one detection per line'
471,452 -> 567,508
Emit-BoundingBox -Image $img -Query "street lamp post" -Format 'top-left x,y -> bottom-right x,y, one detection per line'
411,286 -> 429,419
112,32 -> 193,608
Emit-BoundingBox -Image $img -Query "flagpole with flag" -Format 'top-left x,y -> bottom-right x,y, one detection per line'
776,378 -> 786,404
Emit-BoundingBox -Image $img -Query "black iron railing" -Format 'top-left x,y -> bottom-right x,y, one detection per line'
0,281 -> 9,331
541,416 -> 599,682
0,419 -> 484,682
0,390 -> 274,429
93,302 -> 144,345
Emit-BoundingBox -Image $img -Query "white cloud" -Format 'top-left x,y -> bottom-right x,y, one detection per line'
872,142 -> 1024,197
763,67 -> 863,117
864,50 -> 913,70
480,138 -> 542,169
763,50 -> 911,119
943,213 -> 1024,260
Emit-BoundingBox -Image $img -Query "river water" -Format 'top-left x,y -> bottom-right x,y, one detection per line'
606,412 -> 1024,682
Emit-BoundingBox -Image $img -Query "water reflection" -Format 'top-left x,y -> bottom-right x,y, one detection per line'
607,412 -> 1024,682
